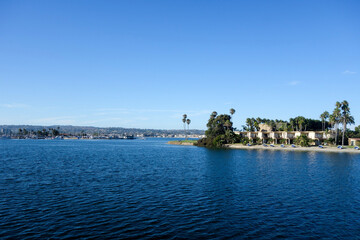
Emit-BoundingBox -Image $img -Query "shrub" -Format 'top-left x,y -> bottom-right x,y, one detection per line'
252,137 -> 260,145
241,137 -> 250,145
294,134 -> 312,147
324,138 -> 335,145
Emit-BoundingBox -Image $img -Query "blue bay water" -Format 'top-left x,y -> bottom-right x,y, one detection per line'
1,138 -> 360,239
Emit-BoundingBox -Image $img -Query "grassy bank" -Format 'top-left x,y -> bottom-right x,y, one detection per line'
168,140 -> 197,146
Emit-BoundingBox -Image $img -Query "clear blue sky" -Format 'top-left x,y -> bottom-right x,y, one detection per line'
1,0 -> 359,129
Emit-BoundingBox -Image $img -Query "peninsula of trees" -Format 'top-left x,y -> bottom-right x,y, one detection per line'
195,100 -> 359,148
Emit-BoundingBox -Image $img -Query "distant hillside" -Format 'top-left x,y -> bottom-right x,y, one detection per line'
0,125 -> 205,136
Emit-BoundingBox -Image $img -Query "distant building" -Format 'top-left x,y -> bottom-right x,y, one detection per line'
235,130 -> 334,145
349,138 -> 360,146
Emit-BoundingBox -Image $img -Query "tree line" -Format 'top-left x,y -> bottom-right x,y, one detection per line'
243,117 -> 325,132
16,127 -> 60,137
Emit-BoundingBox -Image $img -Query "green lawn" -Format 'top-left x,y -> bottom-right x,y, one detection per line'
180,140 -> 198,143
168,140 -> 198,145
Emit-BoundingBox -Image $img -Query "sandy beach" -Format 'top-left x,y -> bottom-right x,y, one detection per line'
167,141 -> 360,153
226,144 -> 360,154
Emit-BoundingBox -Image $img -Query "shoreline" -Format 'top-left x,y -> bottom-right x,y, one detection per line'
226,144 -> 360,154
167,141 -> 360,153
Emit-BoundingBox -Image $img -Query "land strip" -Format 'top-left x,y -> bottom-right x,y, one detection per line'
168,141 -> 360,153
167,140 -> 196,146
226,144 -> 360,153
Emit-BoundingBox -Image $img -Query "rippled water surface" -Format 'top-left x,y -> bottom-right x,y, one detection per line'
1,139 -> 360,239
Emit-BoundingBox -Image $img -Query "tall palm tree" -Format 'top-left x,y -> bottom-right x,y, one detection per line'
289,118 -> 295,131
324,111 -> 330,130
340,100 -> 355,146
186,119 -> 191,139
329,113 -> 338,145
329,114 -> 335,130
209,111 -> 218,121
182,114 -> 187,138
297,117 -> 305,131
246,118 -> 253,132
253,118 -> 260,131
332,102 -> 342,145
255,117 -> 261,123
320,111 -> 329,131
320,112 -> 325,131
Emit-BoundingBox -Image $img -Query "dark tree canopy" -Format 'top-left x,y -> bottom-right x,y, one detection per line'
197,113 -> 239,148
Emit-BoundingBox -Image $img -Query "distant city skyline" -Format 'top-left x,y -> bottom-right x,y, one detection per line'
1,0 -> 359,129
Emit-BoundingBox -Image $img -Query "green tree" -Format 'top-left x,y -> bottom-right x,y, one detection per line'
340,100 -> 355,146
355,125 -> 360,133
331,102 -> 342,145
297,116 -> 306,131
329,114 -> 335,131
256,117 -> 262,124
42,129 -> 48,136
320,111 -> 329,131
253,118 -> 260,131
52,129 -> 60,136
182,114 -> 187,138
294,134 -> 311,147
198,113 -> 238,148
22,129 -> 28,136
289,118 -> 295,131
246,118 -> 254,132
268,120 -> 276,131
230,108 -> 235,116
